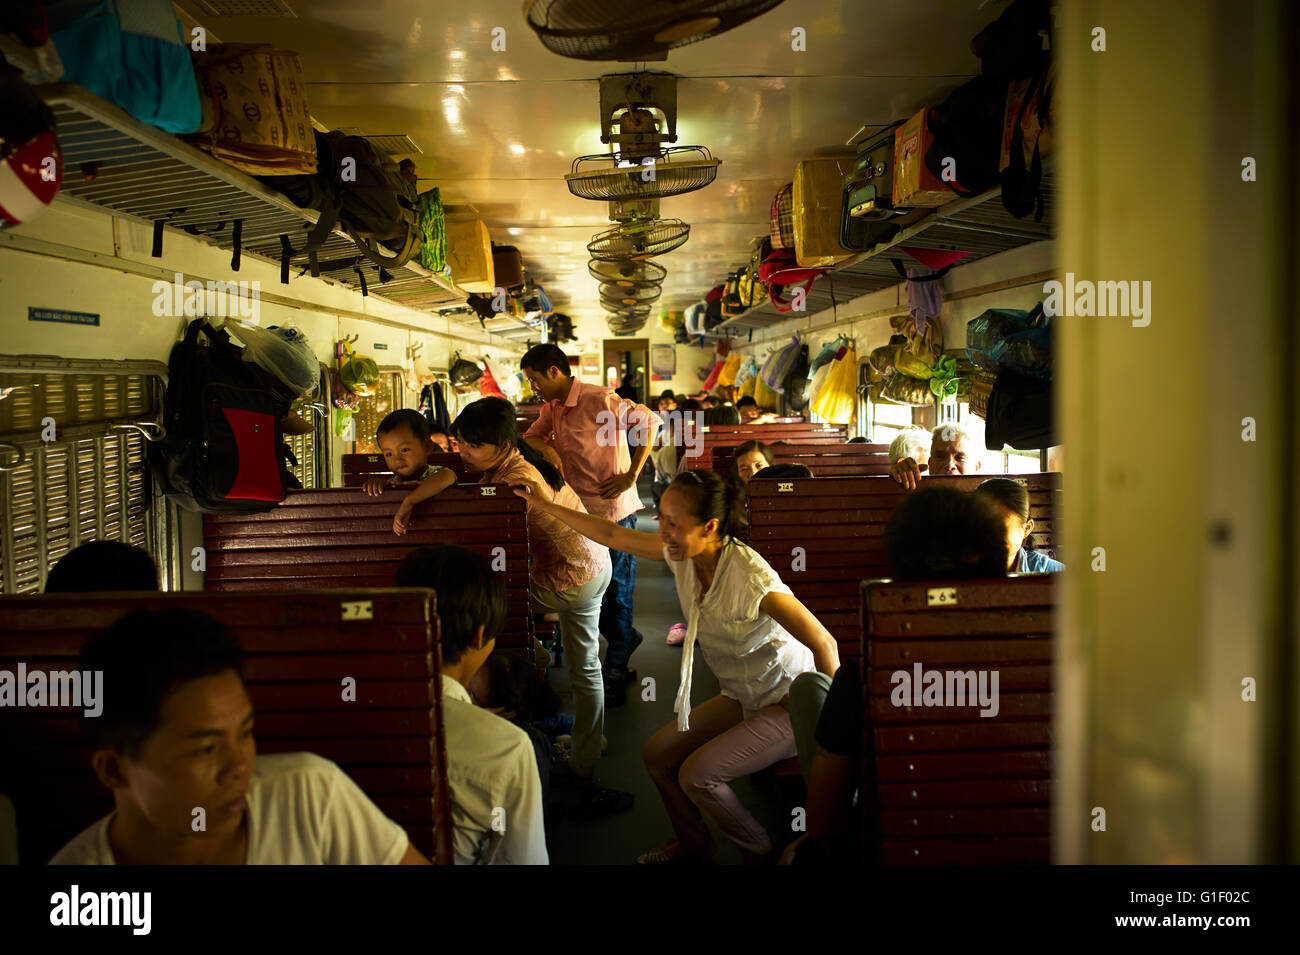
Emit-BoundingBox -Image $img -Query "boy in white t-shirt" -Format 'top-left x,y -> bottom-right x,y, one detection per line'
49,609 -> 429,865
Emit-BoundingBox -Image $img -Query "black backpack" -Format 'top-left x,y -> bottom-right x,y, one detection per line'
984,368 -> 1054,451
261,130 -> 419,281
971,0 -> 1052,79
924,74 -> 1009,199
151,319 -> 301,514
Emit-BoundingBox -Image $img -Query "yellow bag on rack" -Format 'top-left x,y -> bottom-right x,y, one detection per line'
717,353 -> 742,387
753,372 -> 779,410
738,375 -> 757,399
811,345 -> 858,424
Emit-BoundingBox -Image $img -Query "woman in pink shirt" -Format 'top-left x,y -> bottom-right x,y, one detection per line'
396,397 -> 624,814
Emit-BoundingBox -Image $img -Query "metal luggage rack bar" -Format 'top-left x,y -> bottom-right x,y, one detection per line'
37,84 -> 469,315
714,163 -> 1056,332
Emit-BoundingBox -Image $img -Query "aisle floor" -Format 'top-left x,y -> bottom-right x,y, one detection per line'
544,484 -> 793,865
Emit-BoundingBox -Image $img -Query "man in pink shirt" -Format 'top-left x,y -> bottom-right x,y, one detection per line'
520,345 -> 662,706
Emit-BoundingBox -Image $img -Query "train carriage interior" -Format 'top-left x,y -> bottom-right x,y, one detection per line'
0,0 -> 1295,921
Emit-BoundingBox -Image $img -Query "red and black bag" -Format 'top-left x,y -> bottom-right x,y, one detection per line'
758,239 -> 828,313
151,319 -> 300,514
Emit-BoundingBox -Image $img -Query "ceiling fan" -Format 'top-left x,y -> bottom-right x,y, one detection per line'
525,0 -> 788,62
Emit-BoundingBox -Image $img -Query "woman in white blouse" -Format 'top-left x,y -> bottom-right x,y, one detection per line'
514,468 -> 839,864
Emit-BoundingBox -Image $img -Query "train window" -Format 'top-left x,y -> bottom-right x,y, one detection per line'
283,370 -> 329,490
350,369 -> 409,456
0,360 -> 166,593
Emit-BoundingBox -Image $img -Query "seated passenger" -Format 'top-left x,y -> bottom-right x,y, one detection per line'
44,540 -> 159,593
361,409 -> 454,497
397,398 -> 628,817
735,396 -> 761,423
728,440 -> 774,486
50,609 -> 429,865
846,436 -> 869,444
751,463 -> 813,481
973,478 -> 1065,573
887,426 -> 931,469
394,545 -> 549,864
428,426 -> 451,452
704,405 -> 740,426
783,488 -> 1008,865
889,422 -> 981,490
657,390 -> 678,414
700,395 -> 718,410
512,469 -> 840,865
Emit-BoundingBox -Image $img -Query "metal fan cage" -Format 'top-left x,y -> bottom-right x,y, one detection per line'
566,147 -> 720,201
599,281 -> 662,305
587,219 -> 690,261
588,257 -> 667,286
525,0 -> 787,62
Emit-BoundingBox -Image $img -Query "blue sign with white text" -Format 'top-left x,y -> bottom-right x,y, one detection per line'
29,307 -> 100,327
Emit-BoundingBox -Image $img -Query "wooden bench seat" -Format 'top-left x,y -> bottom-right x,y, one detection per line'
860,576 -> 1054,864
677,423 -> 848,472
0,589 -> 454,864
203,485 -> 535,656
712,442 -> 892,477
747,474 -> 1060,657
342,451 -> 469,486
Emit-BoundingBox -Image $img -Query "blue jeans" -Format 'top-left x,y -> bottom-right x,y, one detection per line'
600,514 -> 639,670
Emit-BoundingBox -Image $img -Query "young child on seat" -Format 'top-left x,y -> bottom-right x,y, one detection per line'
361,410 -> 456,529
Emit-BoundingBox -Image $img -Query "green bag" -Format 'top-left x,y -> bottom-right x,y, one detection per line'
416,187 -> 447,273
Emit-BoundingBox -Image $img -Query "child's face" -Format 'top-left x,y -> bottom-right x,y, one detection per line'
107,670 -> 255,845
458,440 -> 508,474
378,425 -> 433,479
734,449 -> 770,484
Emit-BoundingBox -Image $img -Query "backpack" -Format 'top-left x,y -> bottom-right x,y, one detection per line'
971,0 -> 1052,79
924,74 -> 1009,199
1000,65 -> 1052,220
984,368 -> 1054,450
758,241 -> 828,313
150,319 -> 300,514
260,129 -> 419,280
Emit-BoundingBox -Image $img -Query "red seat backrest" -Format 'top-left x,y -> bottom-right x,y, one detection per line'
0,589 -> 454,864
202,485 -> 534,654
342,452 -> 469,485
746,474 -> 1060,657
712,442 -> 892,477
860,576 -> 1054,864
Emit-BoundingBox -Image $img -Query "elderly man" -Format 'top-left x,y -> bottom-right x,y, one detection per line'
889,422 -> 982,490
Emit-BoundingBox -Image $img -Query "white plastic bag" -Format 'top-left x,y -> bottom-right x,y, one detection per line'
227,322 -> 318,397
485,355 -> 521,401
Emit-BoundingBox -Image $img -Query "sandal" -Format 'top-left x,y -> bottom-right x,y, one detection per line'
666,623 -> 687,646
635,840 -> 713,865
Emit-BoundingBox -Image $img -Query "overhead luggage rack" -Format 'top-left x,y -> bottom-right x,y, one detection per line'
36,83 -> 469,313
714,165 -> 1056,332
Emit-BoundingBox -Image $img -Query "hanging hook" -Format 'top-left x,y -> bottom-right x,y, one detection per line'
112,421 -> 166,442
0,441 -> 26,471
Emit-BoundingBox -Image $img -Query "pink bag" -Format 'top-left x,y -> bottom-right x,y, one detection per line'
758,239 -> 828,313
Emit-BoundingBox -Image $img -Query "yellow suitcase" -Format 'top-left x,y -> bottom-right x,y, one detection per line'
793,158 -> 855,268
445,216 -> 495,293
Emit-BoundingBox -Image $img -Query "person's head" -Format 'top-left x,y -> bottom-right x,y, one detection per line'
79,609 -> 252,843
679,397 -> 701,413
658,390 -> 677,412
889,427 -> 932,468
930,422 -> 980,475
44,541 -> 159,593
703,405 -> 740,426
451,396 -> 564,490
700,395 -> 717,410
376,409 -> 435,480
659,470 -> 744,561
847,436 -> 869,444
884,487 -> 1009,579
972,478 -> 1035,571
735,396 -> 759,423
519,344 -> 572,403
729,440 -> 775,485
753,463 -> 813,481
427,427 -> 450,453
394,545 -> 505,681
